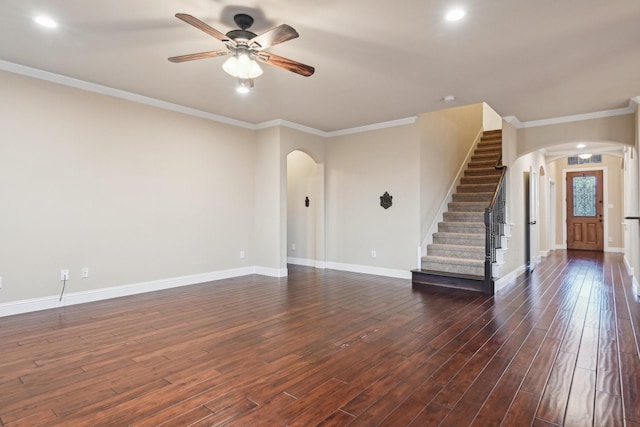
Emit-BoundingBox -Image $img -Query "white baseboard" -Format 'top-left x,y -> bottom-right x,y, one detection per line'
605,247 -> 624,254
324,262 -> 412,280
287,257 -> 321,268
494,265 -> 526,293
556,244 -> 567,250
624,256 -> 635,277
0,265 -> 284,318
254,266 -> 288,277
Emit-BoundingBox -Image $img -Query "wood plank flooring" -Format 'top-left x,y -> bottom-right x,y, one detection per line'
0,250 -> 639,426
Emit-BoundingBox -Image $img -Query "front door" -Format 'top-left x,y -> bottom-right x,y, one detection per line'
566,170 -> 603,251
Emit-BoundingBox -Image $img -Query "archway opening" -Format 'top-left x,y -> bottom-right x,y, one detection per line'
286,150 -> 320,266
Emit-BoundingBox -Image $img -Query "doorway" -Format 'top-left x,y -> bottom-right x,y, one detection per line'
566,170 -> 604,251
525,167 -> 538,272
286,150 -> 321,266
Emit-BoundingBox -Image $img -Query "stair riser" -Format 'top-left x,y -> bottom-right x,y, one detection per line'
443,212 -> 484,222
421,260 -> 484,276
457,184 -> 497,193
433,233 -> 485,246
479,147 -> 500,152
427,246 -> 485,260
460,175 -> 500,185
471,152 -> 500,160
438,223 -> 485,234
452,193 -> 492,203
467,160 -> 498,168
448,202 -> 487,212
471,157 -> 499,165
464,168 -> 502,176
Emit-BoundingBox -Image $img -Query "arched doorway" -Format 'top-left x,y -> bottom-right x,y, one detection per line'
286,150 -> 323,267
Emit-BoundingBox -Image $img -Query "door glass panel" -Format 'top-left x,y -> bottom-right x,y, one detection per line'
573,176 -> 596,217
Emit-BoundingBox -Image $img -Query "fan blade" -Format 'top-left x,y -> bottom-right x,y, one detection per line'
175,13 -> 235,46
168,50 -> 229,63
256,52 -> 315,77
249,24 -> 298,50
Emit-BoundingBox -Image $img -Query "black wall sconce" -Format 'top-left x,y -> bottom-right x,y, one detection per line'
305,196 -> 310,207
380,191 -> 392,209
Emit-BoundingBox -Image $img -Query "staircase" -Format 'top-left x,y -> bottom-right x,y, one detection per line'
413,129 -> 503,293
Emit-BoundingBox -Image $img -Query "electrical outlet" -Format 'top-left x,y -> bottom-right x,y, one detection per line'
61,269 -> 69,281
291,243 -> 296,251
81,267 -> 89,278
240,250 -> 245,259
371,250 -> 377,258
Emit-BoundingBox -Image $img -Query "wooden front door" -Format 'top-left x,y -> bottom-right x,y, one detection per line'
566,170 -> 603,251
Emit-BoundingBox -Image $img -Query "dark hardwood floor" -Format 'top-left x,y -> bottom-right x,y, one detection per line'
1,251 -> 639,426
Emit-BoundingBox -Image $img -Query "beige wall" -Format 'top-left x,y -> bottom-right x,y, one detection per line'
517,114 -> 635,156
419,104 -> 484,241
326,123 -> 420,271
501,147 -> 547,278
0,71 -> 256,303
254,126 -> 283,272
2,68 -> 637,309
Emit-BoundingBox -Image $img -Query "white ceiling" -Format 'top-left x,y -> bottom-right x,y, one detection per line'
1,0 -> 639,133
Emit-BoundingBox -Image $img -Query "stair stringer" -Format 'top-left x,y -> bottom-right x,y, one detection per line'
419,128 -> 485,267
492,222 -> 514,279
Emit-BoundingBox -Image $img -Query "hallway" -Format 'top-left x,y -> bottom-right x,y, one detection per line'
0,251 -> 638,425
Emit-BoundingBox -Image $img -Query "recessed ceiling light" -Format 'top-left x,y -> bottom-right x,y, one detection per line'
445,8 -> 466,22
34,15 -> 58,28
443,95 -> 456,102
576,143 -> 586,149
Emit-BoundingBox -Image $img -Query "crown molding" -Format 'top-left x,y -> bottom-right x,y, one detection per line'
505,102 -> 637,129
255,119 -> 327,137
325,117 -> 418,137
0,60 -> 257,130
3,60 -> 634,139
502,116 -> 523,128
0,59 -> 418,139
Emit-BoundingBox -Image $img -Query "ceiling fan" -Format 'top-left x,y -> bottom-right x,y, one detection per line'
169,13 -> 314,90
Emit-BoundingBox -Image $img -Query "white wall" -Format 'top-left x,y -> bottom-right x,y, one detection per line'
623,107 -> 640,283
0,71 -> 256,304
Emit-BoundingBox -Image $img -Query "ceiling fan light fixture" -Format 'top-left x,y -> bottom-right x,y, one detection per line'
236,78 -> 254,93
34,15 -> 58,28
445,8 -> 466,22
222,53 -> 263,79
